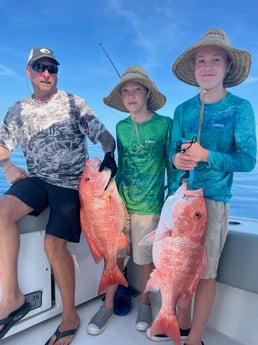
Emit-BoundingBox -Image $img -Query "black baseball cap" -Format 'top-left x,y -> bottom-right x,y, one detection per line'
27,47 -> 60,65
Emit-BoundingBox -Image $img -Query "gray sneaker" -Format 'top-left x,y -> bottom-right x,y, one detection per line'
136,304 -> 152,331
87,306 -> 114,335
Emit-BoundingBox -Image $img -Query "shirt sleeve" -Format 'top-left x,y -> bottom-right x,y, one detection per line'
208,100 -> 257,172
76,96 -> 106,144
0,103 -> 21,152
166,117 -> 178,196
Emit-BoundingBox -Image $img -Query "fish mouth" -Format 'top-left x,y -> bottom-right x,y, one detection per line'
83,174 -> 112,196
100,166 -> 113,190
104,177 -> 112,190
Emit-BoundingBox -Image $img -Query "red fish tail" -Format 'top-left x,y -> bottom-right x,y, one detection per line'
98,266 -> 128,295
150,313 -> 181,345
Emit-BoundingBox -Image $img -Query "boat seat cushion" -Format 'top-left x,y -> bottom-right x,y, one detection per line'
18,208 -> 50,234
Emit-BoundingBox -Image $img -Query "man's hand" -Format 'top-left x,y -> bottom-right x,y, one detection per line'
4,163 -> 29,184
99,152 -> 117,177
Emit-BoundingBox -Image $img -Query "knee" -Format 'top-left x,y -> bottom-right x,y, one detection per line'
0,197 -> 11,220
0,195 -> 29,225
0,197 -> 18,231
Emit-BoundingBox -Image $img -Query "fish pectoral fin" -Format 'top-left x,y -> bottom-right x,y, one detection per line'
138,230 -> 156,246
155,230 -> 173,241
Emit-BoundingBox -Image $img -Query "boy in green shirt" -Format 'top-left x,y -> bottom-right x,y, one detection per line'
87,66 -> 176,335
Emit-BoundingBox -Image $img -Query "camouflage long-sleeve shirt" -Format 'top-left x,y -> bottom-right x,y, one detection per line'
0,90 -> 107,189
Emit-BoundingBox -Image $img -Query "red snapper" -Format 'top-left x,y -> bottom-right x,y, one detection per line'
79,158 -> 128,295
140,182 -> 207,345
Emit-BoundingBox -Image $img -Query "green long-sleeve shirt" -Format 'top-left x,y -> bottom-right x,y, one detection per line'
116,113 -> 176,214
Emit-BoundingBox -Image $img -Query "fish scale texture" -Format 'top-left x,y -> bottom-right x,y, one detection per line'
79,158 -> 129,294
141,182 -> 207,345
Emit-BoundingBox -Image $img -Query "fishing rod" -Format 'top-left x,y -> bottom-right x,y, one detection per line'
99,43 -> 121,79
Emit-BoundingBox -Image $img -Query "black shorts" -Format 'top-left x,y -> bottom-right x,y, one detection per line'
5,177 -> 81,243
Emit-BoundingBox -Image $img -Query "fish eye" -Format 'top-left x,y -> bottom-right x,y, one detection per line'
195,212 -> 202,219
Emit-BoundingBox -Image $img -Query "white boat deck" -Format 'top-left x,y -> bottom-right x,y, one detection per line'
1,294 -> 244,345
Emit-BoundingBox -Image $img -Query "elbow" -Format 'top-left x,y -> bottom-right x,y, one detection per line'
242,157 -> 257,172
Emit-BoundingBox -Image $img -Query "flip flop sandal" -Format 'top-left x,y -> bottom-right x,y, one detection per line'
45,324 -> 80,345
0,301 -> 31,339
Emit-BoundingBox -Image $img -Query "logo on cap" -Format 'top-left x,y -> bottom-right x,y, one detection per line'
39,48 -> 51,54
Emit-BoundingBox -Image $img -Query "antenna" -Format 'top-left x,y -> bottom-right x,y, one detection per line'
99,43 -> 121,79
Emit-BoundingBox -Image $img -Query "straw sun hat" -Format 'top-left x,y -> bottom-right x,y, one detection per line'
103,66 -> 166,112
172,28 -> 251,88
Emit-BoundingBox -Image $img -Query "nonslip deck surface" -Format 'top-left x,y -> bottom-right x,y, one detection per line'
2,296 -> 243,345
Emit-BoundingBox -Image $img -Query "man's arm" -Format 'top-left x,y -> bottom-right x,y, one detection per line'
98,130 -> 116,154
0,146 -> 12,172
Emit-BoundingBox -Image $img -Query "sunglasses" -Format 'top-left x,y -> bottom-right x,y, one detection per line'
30,63 -> 58,74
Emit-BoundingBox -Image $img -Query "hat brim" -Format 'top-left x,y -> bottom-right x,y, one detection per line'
172,43 -> 251,88
103,77 -> 166,112
28,55 -> 60,65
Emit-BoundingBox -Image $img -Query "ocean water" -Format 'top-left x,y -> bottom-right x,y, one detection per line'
0,141 -> 257,221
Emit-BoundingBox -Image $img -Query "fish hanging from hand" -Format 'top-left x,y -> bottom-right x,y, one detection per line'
140,182 -> 207,345
79,158 -> 129,295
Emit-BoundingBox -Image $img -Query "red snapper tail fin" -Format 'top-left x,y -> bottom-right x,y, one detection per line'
150,313 -> 181,345
98,265 -> 128,295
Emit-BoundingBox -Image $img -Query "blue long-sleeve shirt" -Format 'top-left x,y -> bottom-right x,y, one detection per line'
170,92 -> 257,202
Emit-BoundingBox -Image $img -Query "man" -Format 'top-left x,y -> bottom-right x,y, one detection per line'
0,47 -> 117,345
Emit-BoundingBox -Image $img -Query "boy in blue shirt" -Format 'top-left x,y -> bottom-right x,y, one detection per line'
169,28 -> 256,345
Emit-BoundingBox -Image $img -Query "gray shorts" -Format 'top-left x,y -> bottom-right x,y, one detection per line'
202,198 -> 229,279
118,213 -> 160,265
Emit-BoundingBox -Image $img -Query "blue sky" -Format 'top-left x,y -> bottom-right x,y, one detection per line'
0,0 -> 258,137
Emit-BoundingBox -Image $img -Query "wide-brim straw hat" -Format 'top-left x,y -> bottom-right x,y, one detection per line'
172,28 -> 251,88
103,66 -> 166,112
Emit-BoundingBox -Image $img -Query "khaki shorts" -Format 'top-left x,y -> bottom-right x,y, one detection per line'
202,198 -> 229,279
118,213 -> 160,265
